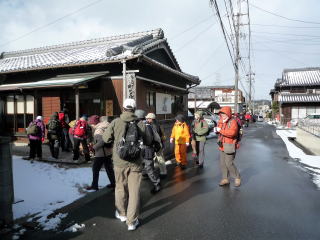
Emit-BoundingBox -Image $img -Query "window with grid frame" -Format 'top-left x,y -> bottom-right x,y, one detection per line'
146,91 -> 155,107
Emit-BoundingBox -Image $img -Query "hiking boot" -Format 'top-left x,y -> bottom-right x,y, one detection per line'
115,211 -> 127,222
235,178 -> 241,187
85,186 -> 99,191
219,179 -> 230,186
151,184 -> 161,194
127,219 -> 139,231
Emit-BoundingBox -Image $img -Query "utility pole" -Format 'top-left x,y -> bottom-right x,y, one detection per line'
246,72 -> 255,112
234,0 -> 241,114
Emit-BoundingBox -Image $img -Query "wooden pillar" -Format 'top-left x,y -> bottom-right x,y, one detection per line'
75,87 -> 79,120
23,95 -> 27,132
122,60 -> 127,103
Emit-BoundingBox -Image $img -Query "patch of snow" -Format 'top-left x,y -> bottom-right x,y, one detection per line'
276,130 -> 320,188
12,156 -> 110,223
64,223 -> 85,232
37,212 -> 68,231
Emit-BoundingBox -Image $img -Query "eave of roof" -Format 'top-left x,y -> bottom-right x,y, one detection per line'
140,55 -> 200,84
279,93 -> 320,103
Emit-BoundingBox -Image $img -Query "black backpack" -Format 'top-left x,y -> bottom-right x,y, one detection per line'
144,122 -> 154,146
48,120 -> 60,135
117,121 -> 141,161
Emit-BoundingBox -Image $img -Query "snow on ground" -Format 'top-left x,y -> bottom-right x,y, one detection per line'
12,156 -> 109,229
276,130 -> 320,188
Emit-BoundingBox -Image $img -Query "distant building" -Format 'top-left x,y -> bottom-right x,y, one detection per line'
188,85 -> 245,113
270,67 -> 320,124
0,29 -> 200,137
252,100 -> 271,117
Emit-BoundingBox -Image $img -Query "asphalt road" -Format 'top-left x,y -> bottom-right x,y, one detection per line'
24,122 -> 320,240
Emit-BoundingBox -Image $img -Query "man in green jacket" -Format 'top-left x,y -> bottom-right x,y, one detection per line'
191,111 -> 209,168
102,98 -> 144,231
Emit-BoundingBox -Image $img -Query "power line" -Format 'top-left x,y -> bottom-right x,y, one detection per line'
0,0 -> 105,48
250,3 -> 320,25
252,31 -> 320,38
175,22 -> 216,52
210,0 -> 236,70
198,42 -> 225,73
252,23 -> 320,29
171,15 -> 215,40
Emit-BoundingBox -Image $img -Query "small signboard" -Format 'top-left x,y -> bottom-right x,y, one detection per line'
106,100 -> 113,116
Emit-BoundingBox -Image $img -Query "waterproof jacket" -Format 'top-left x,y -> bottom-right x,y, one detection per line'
102,111 -> 144,169
93,121 -> 112,157
28,119 -> 45,141
170,121 -> 191,145
217,107 -> 239,151
192,112 -> 209,142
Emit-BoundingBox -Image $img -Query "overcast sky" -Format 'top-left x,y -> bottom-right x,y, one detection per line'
1,0 -> 319,100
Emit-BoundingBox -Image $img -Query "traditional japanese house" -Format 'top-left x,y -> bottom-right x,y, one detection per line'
271,67 -> 320,124
0,29 -> 200,138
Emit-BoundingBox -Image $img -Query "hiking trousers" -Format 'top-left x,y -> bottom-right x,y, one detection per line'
195,141 -> 206,166
73,137 -> 90,161
48,139 -> 60,159
61,128 -> 70,151
114,166 -> 142,225
29,139 -> 42,159
91,156 -> 115,188
174,144 -> 187,166
220,151 -> 240,179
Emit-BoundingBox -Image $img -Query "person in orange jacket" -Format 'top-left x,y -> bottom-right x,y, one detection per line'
215,106 -> 241,187
170,114 -> 191,169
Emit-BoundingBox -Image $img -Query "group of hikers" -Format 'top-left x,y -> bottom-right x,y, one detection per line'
26,98 -> 242,231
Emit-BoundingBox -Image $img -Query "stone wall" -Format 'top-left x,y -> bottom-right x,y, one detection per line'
296,128 -> 320,156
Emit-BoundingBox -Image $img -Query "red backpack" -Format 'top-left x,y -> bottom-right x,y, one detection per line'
73,120 -> 87,138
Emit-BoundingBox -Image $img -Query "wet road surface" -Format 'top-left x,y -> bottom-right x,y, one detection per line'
24,123 -> 320,240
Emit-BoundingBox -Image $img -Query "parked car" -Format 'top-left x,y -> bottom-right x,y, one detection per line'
257,115 -> 264,122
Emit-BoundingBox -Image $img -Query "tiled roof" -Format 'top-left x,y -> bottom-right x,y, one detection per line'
188,85 -> 235,98
279,93 -> 320,103
0,29 -> 182,73
277,68 -> 320,87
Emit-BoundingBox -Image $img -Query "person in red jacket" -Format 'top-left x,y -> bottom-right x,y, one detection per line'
72,115 -> 90,162
215,106 -> 241,187
58,110 -> 70,152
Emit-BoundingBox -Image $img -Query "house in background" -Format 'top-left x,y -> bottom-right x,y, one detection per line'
0,29 -> 200,138
188,85 -> 245,113
270,67 -> 320,124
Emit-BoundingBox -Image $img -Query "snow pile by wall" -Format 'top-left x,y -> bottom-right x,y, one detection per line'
276,130 -> 320,188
